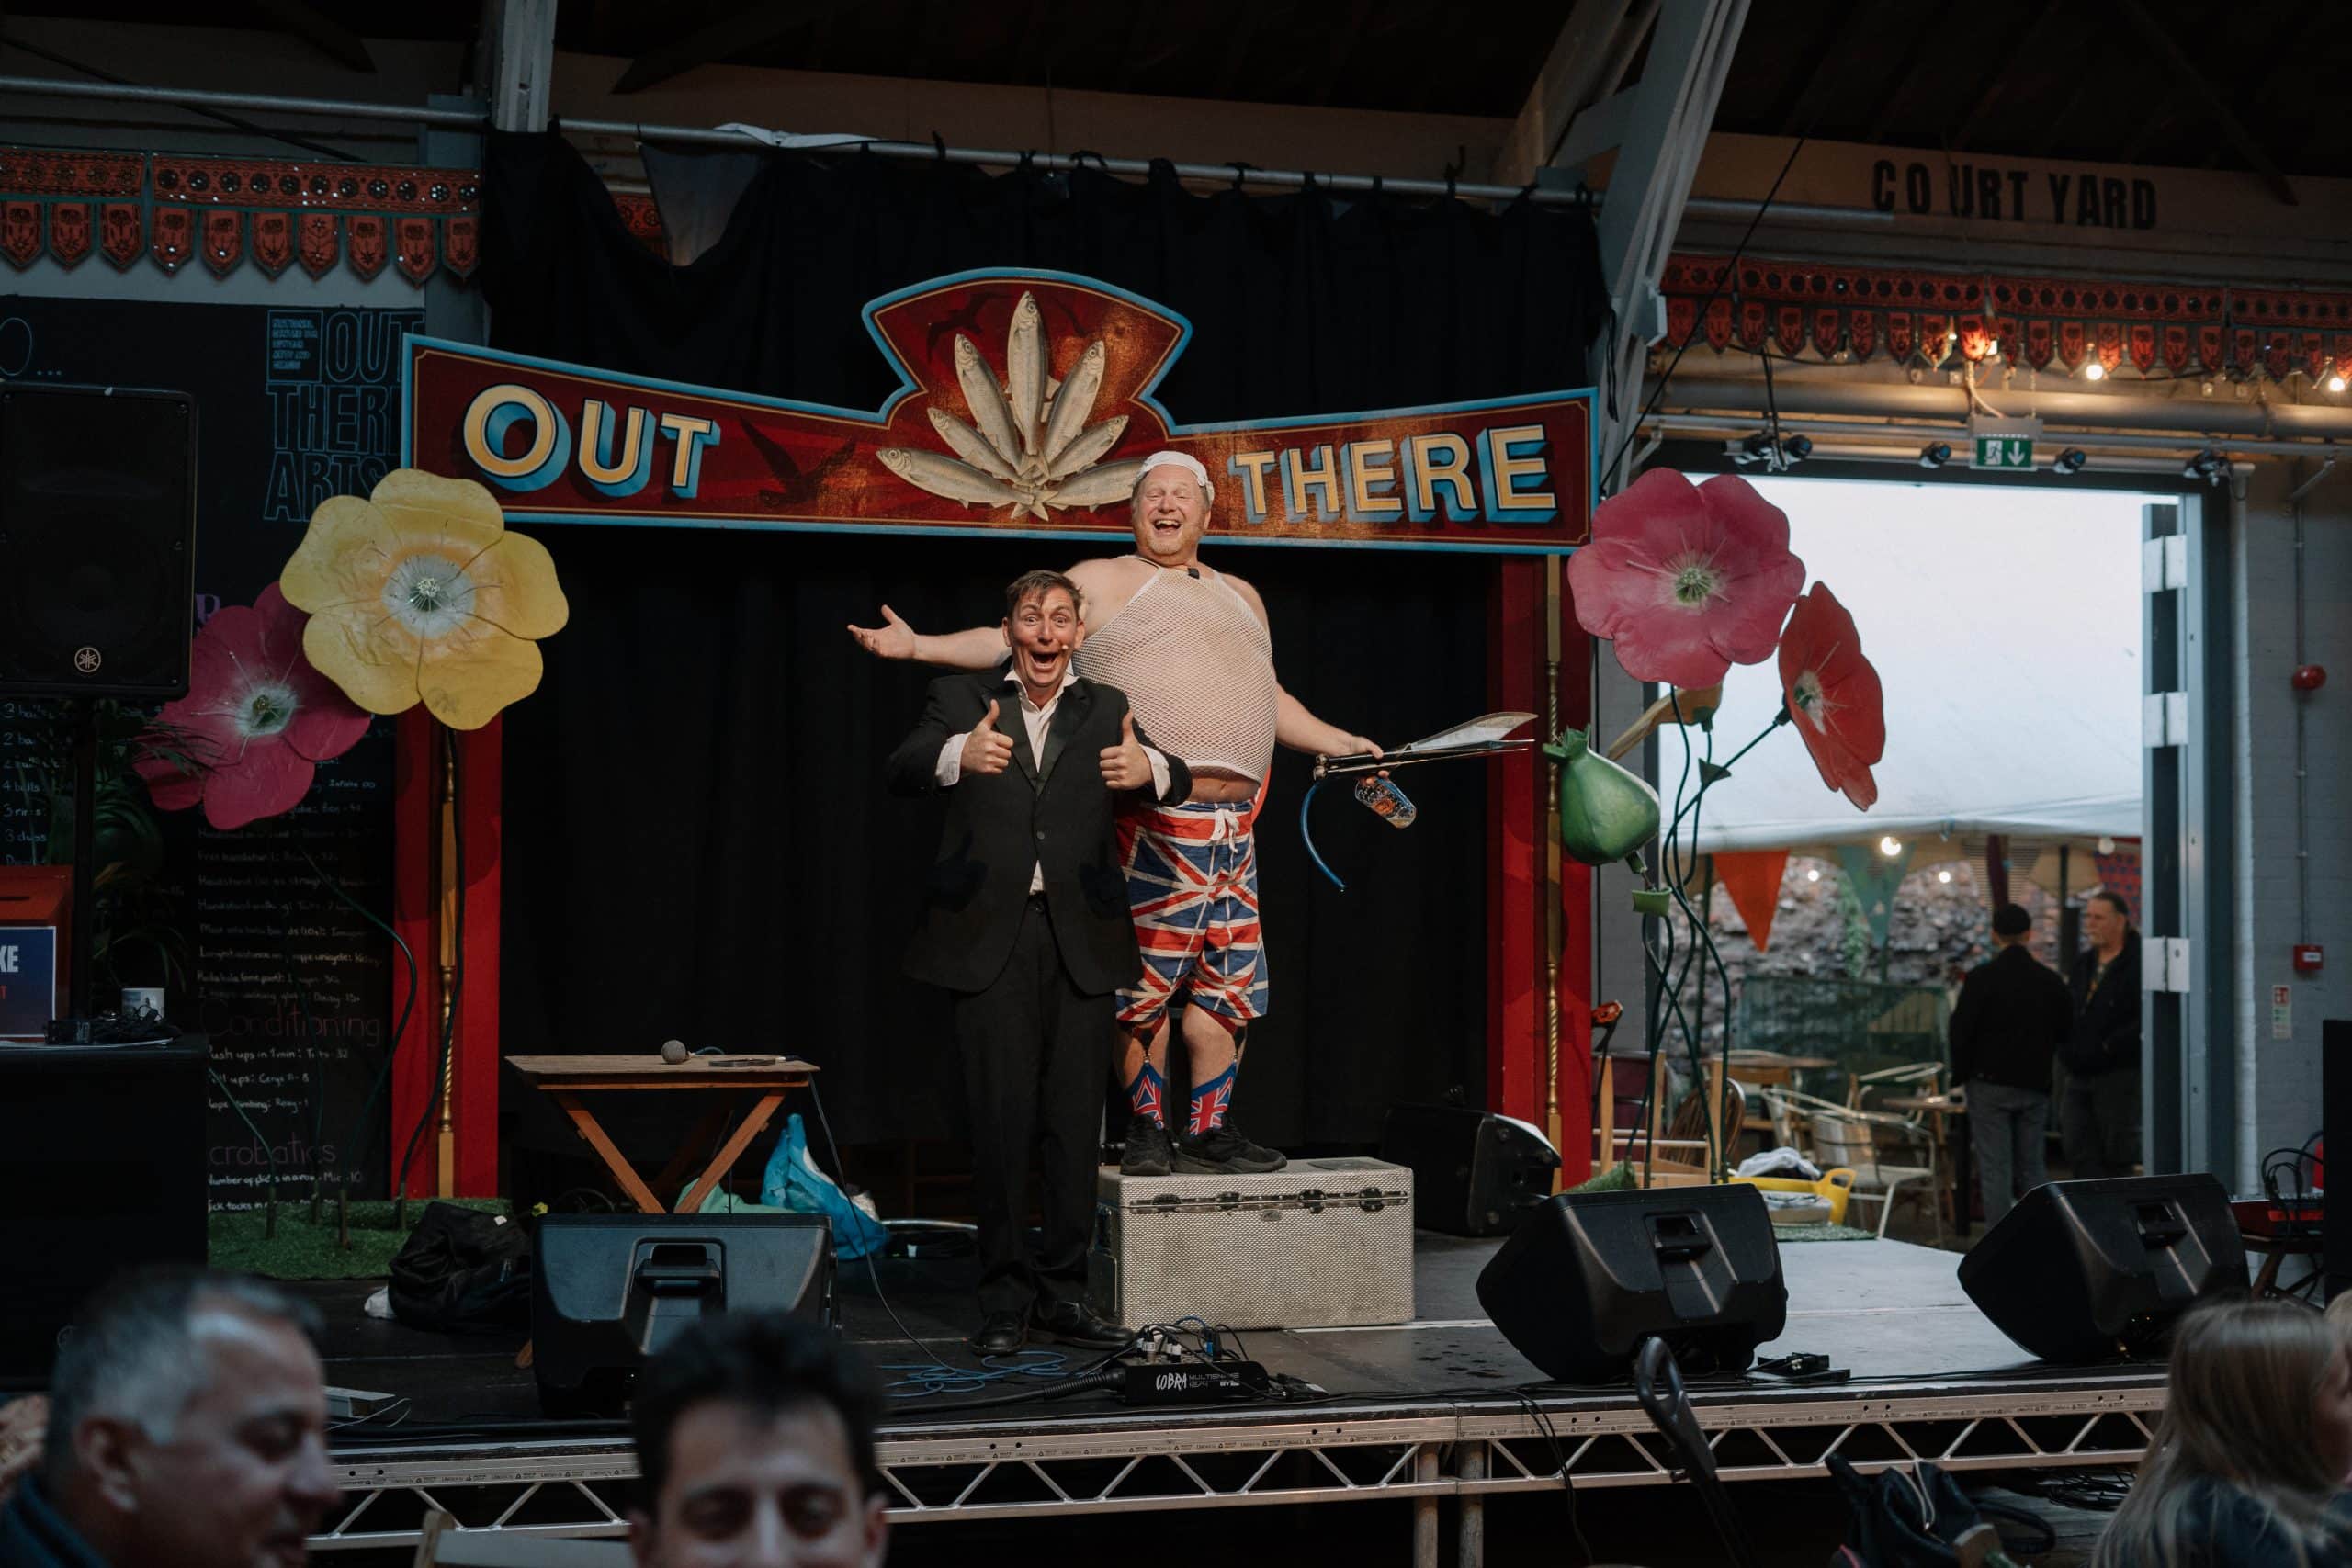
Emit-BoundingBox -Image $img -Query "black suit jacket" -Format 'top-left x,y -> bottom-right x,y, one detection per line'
887,671 -> 1188,997
1949,942 -> 2074,1093
2064,933 -> 2142,1077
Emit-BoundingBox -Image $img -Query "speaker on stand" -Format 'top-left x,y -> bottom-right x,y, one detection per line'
0,384 -> 197,1019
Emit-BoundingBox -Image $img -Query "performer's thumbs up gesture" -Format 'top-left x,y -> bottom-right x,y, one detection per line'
1100,710 -> 1154,791
961,699 -> 1016,776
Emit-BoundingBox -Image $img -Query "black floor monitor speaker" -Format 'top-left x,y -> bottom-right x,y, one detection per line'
531,1213 -> 836,1416
0,383 -> 197,698
1959,1173 -> 2247,1363
1476,1184 -> 1787,1384
2328,1019 -> 2351,1299
1381,1103 -> 1562,1236
0,1037 -> 209,1388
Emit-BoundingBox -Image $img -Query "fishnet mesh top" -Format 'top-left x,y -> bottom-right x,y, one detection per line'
1073,561 -> 1279,783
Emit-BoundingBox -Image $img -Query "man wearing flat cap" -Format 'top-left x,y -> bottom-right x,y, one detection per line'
853,452 -> 1379,1178
1948,902 -> 2074,1225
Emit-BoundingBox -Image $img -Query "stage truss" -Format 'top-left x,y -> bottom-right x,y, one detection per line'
316,1375 -> 2164,1561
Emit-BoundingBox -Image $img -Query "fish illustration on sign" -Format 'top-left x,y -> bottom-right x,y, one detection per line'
876,289 -> 1143,522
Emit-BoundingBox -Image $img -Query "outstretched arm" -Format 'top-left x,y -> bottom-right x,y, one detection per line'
848,605 -> 1004,671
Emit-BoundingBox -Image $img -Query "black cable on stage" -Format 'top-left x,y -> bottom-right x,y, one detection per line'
803,1075 -> 1136,1404
393,733 -> 461,1218
1511,1388 -> 1597,1567
0,30 -> 363,163
1599,134 -> 1813,489
302,840 -> 419,1230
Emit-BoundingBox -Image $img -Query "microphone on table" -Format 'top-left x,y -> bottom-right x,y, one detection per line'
660,1038 -> 689,1065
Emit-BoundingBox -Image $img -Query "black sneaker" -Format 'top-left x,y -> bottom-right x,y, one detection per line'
1173,1121 -> 1287,1174
1121,1118 -> 1174,1177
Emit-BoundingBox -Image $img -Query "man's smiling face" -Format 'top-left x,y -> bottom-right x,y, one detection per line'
1129,465 -> 1210,563
1002,584 -> 1083,696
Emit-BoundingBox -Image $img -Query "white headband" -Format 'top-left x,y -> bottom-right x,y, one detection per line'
1136,450 -> 1214,498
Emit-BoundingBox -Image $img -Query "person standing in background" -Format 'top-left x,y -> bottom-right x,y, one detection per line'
1950,902 -> 2073,1224
2063,891 -> 2143,1180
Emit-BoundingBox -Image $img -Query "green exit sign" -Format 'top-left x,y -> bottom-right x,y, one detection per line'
1975,434 -> 2035,469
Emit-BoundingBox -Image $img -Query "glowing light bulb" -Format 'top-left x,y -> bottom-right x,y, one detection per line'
2098,835 -> 2117,854
1805,868 -> 1822,883
1938,869 -> 1952,884
1879,835 -> 1904,857
2083,361 -> 2107,381
2330,374 -> 2346,393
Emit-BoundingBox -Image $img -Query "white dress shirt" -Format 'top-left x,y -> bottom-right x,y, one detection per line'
935,667 -> 1170,894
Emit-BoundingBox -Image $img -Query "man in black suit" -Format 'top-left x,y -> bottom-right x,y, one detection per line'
1950,903 -> 2074,1224
888,570 -> 1189,1356
2063,889 -> 2143,1179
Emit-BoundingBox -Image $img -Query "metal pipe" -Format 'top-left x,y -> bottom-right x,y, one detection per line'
1647,409 -> 2350,458
1458,1442 -> 1487,1568
1660,370 -> 2352,440
1656,409 -> 2333,463
0,72 -> 489,129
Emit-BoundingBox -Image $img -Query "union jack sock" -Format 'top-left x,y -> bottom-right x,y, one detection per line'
1188,1063 -> 1238,1137
1125,1061 -> 1167,1127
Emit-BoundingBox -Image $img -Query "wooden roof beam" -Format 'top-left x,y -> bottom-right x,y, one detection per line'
2105,0 -> 2298,205
245,0 -> 377,73
611,2 -> 845,96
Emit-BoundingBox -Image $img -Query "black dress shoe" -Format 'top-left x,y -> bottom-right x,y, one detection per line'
967,1312 -> 1026,1356
1029,1298 -> 1134,1350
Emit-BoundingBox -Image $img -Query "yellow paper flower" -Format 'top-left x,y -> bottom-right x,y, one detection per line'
279,468 -> 568,731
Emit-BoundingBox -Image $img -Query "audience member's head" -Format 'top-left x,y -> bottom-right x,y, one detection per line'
40,1268 -> 337,1568
1991,903 -> 2032,945
2095,1297 -> 2352,1566
628,1314 -> 888,1568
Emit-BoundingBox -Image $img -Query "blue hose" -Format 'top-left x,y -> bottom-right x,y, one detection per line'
1300,778 -> 1347,892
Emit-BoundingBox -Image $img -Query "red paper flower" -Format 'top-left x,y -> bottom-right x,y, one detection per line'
1777,582 -> 1884,811
136,582 -> 371,830
1567,469 -> 1806,688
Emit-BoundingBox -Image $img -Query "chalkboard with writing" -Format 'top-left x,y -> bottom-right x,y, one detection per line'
0,298 -> 419,1204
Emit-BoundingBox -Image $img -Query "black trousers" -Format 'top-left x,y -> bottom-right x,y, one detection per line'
2061,1068 -> 2143,1179
952,895 -> 1112,1317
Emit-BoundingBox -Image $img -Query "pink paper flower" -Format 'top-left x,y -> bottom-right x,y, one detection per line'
1567,469 -> 1806,688
1777,582 -> 1885,811
136,582 -> 371,830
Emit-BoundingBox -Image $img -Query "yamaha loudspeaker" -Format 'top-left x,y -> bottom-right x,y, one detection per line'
1476,1184 -> 1787,1384
0,383 -> 197,698
1380,1103 -> 1561,1236
531,1213 -> 836,1416
0,1037 -> 209,1388
1959,1173 -> 2246,1363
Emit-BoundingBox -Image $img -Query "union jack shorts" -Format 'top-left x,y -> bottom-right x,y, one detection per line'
1114,796 -> 1268,1032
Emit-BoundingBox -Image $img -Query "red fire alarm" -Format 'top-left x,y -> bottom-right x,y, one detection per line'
2294,943 -> 2325,975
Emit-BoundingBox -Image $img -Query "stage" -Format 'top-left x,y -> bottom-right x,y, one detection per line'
308,1230 -> 2163,1562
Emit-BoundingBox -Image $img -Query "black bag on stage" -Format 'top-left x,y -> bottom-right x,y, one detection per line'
1825,1453 -> 2039,1568
388,1203 -> 532,1334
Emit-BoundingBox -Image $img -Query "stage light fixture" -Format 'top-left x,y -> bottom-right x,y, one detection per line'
1917,441 -> 1951,469
2082,361 -> 2107,381
2052,448 -> 2088,475
2183,448 -> 2225,483
1781,434 -> 1813,465
1879,835 -> 1903,857
1735,432 -> 1775,467
1805,867 -> 1822,883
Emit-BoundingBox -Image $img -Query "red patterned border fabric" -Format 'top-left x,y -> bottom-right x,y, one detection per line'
0,142 -> 481,285
1661,253 -> 2352,384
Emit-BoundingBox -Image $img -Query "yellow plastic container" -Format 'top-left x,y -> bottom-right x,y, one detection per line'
1728,1168 -> 1856,1226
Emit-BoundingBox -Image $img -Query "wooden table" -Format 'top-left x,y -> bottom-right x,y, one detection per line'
2242,1230 -> 2326,1296
506,1055 -> 820,1215
1724,1051 -> 1837,1090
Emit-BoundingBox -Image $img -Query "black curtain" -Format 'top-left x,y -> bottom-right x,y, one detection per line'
483,130 -> 1603,1155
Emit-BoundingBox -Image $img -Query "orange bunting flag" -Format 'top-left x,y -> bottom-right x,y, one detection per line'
1712,849 -> 1791,953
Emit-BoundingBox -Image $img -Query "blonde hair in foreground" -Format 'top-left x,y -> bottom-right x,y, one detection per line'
2092,1297 -> 2347,1568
